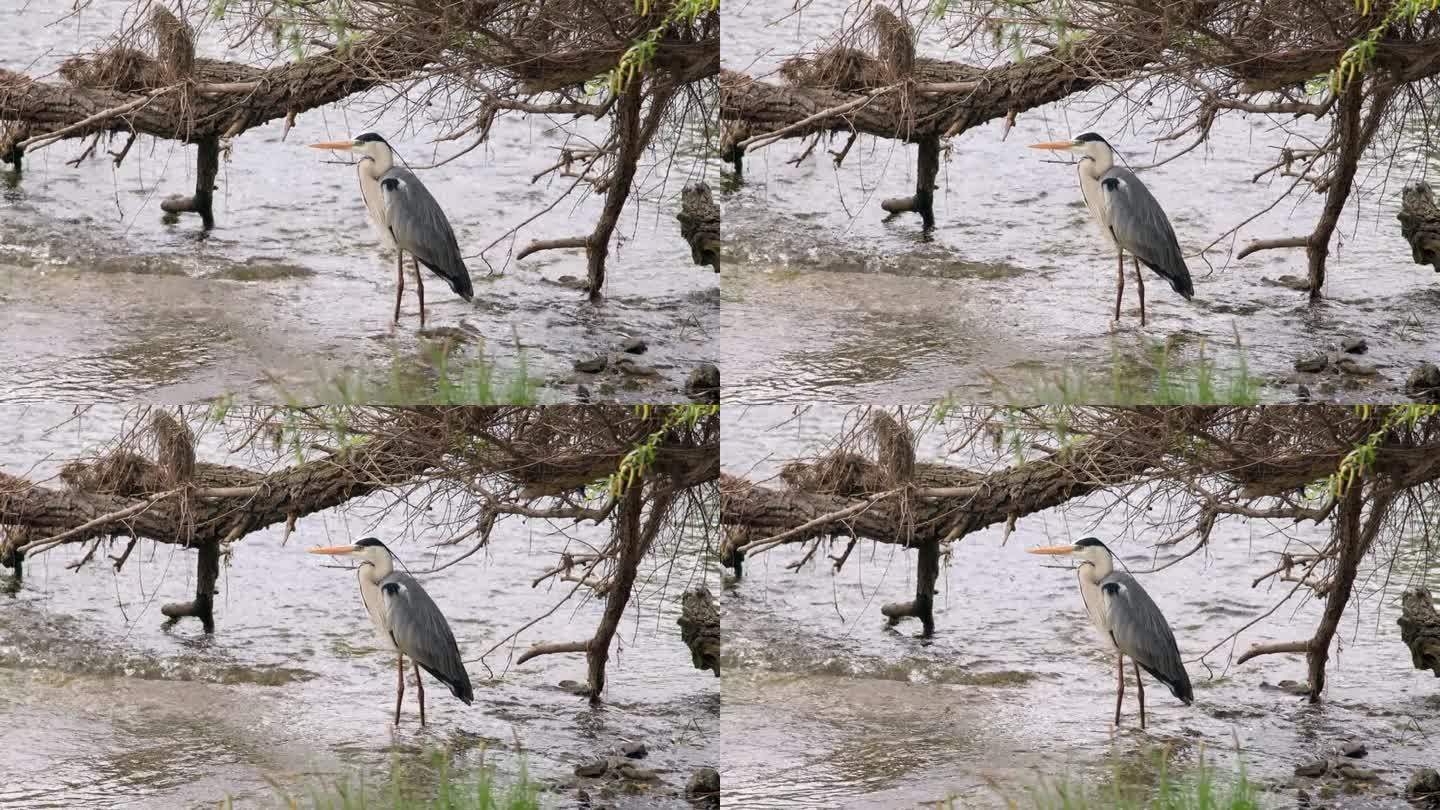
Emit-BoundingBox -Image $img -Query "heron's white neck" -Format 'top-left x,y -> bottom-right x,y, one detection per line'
1078,554 -> 1114,584
359,553 -> 394,584
1079,148 -> 1114,181
360,148 -> 394,179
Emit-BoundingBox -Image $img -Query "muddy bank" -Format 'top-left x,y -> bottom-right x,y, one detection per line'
720,405 -> 1440,808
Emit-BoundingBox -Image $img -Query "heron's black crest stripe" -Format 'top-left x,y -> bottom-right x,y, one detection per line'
354,132 -> 388,144
381,581 -> 400,596
1075,537 -> 1108,549
1101,177 -> 1121,192
1101,581 -> 1121,596
380,177 -> 401,192
356,537 -> 390,551
1074,131 -> 1108,145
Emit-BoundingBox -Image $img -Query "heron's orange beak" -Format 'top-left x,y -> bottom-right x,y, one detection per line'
1028,141 -> 1075,151
1026,545 -> 1075,555
307,545 -> 357,555
308,140 -> 354,151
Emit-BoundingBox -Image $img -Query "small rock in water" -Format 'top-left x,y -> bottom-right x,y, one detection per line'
559,679 -> 589,695
1338,765 -> 1377,782
686,767 -> 720,806
620,741 -> 648,759
1297,383 -> 1311,401
1279,679 -> 1312,696
620,337 -> 648,354
1336,358 -> 1377,376
616,763 -> 658,781
1407,767 -> 1440,803
1341,337 -> 1368,354
1295,353 -> 1329,373
576,384 -> 592,402
574,354 -> 608,374
686,363 -> 720,403
575,759 -> 609,778
1340,741 -> 1368,758
1408,362 -> 1440,401
1295,759 -> 1329,778
616,357 -> 660,377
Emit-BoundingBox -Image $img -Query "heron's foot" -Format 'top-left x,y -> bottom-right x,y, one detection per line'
1109,318 -> 1122,334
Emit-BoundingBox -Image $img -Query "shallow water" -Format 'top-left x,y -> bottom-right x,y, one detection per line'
0,1 -> 719,403
721,405 -> 1440,808
0,405 -> 720,807
720,1 -> 1440,403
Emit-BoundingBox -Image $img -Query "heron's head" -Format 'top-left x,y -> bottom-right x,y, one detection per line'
307,132 -> 393,163
1026,536 -> 1114,569
307,537 -> 394,568
1028,132 -> 1113,163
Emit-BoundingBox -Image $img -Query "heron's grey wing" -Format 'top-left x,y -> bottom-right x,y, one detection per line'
379,168 -> 474,300
1099,167 -> 1194,298
1100,571 -> 1193,703
379,571 -> 474,703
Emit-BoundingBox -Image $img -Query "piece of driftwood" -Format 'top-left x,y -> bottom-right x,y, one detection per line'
678,585 -> 720,675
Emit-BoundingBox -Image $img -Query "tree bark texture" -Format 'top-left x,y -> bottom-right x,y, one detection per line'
585,77 -> 645,301
160,539 -> 220,632
1399,585 -> 1440,677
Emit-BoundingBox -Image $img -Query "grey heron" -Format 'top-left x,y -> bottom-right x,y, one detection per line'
1028,537 -> 1193,728
309,133 -> 474,327
1030,133 -> 1194,327
309,537 -> 474,725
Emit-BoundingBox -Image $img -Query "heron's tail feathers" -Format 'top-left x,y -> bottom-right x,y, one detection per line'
420,258 -> 474,302
1142,258 -> 1194,300
420,662 -> 475,705
1140,661 -> 1194,705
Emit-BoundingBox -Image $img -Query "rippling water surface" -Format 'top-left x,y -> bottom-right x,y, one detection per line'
720,1 -> 1440,403
0,1 -> 719,402
0,405 -> 719,807
721,405 -> 1440,808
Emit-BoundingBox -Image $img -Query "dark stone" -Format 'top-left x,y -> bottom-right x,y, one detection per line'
1295,353 -> 1329,373
1341,337 -> 1368,354
1295,759 -> 1329,778
576,384 -> 592,402
1297,383 -> 1311,401
574,354 -> 608,374
559,679 -> 590,695
575,759 -> 609,778
620,337 -> 647,354
1408,363 -> 1440,401
686,363 -> 720,403
686,767 -> 720,806
620,741 -> 648,759
1340,741 -> 1367,758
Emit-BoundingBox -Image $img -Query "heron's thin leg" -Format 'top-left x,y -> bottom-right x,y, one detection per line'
395,653 -> 405,725
1114,250 -> 1125,322
413,256 -> 426,329
1133,257 -> 1146,327
1134,661 -> 1146,730
1115,654 -> 1125,726
394,252 -> 405,325
414,662 -> 427,727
